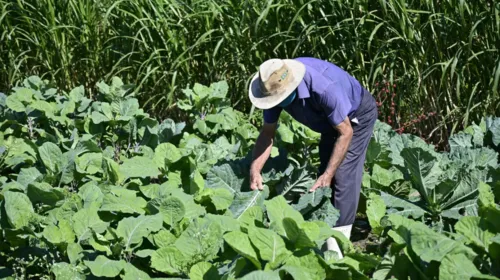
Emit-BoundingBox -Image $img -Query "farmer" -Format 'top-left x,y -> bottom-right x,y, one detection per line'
247,57 -> 377,258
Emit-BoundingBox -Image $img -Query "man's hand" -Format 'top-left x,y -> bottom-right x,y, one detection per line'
250,172 -> 264,191
310,117 -> 353,192
309,173 -> 333,192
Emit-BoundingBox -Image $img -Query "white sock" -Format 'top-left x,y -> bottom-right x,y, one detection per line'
325,224 -> 353,259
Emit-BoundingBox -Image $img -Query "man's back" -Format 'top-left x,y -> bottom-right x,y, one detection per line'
295,57 -> 364,115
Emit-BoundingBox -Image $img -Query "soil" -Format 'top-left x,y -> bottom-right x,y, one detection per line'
351,218 -> 380,253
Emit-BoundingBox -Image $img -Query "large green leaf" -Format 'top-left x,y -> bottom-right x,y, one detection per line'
205,108 -> 239,131
189,262 -> 220,280
282,218 -> 319,249
441,171 -> 481,210
389,215 -> 477,262
370,164 -> 404,188
264,195 -> 304,236
67,243 -> 84,264
154,143 -> 182,170
60,100 -> 76,116
146,196 -> 185,226
489,235 -> 500,263
230,188 -> 268,219
39,142 -> 63,173
123,263 -> 151,280
180,157 -> 205,194
204,214 -> 240,233
277,124 -> 294,144
223,231 -> 261,269
51,262 -> 85,280
292,187 -> 340,227
441,199 -> 478,219
439,253 -> 499,280
27,182 -> 65,206
84,255 -> 126,278
449,133 -> 473,151
448,146 -> 498,170
69,85 -> 84,102
173,217 -> 223,261
100,190 -> 147,215
282,249 -> 327,280
158,118 -> 185,143
455,216 -> 495,251
401,147 -> 442,204
75,152 -> 102,175
292,187 -> 331,214
390,133 -> 440,167
380,191 -> 426,219
59,151 -> 77,185
139,181 -> 179,200
247,226 -> 290,268
275,167 -> 315,202
78,183 -> 103,209
116,214 -> 163,251
46,194 -> 82,225
151,229 -> 177,248
6,95 -> 26,112
366,193 -> 386,235
114,98 -> 140,120
206,163 -> 244,194
150,247 -> 187,276
238,206 -> 264,230
485,117 -> 500,148
167,188 -> 206,220
17,167 -> 42,188
120,156 -> 160,179
72,206 -> 108,242
196,187 -> 233,211
464,123 -> 485,147
366,137 -> 392,168
239,270 -> 281,280
43,220 -> 75,245
306,199 -> 340,228
3,191 -> 34,229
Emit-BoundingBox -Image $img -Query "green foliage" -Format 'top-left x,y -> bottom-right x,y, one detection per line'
0,77 -> 358,279
1,0 -> 499,148
364,120 -> 500,229
0,76 -> 499,279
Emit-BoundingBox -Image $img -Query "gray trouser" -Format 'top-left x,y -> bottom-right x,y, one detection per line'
318,88 -> 377,227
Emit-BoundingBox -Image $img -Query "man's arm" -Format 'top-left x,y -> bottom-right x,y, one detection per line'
309,117 -> 353,192
322,117 -> 353,178
249,122 -> 277,190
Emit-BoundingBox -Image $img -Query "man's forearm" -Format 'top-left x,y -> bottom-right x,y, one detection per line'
323,133 -> 352,178
250,133 -> 273,174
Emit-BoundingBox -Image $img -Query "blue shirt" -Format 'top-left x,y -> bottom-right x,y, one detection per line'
263,57 -> 364,133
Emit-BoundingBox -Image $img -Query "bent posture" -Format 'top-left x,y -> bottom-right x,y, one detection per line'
247,57 -> 377,258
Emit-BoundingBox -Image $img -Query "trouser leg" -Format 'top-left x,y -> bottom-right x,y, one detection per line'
319,92 -> 378,227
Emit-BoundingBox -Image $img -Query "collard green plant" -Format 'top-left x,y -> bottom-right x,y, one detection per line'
364,120 -> 500,230
0,76 -> 499,280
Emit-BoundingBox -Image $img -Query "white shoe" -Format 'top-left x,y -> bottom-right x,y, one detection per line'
325,224 -> 353,259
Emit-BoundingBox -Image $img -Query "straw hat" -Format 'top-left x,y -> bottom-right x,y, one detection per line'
248,58 -> 306,109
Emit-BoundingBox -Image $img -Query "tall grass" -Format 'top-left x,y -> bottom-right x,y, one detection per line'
1,0 -> 499,147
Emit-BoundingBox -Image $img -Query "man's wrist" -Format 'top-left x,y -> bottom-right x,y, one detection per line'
322,169 -> 335,180
250,165 -> 261,175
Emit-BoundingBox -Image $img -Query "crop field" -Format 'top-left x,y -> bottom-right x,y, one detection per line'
1,0 -> 500,147
1,0 -> 500,279
0,77 -> 499,279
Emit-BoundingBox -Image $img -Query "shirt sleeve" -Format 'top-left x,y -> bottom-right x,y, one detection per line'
319,82 -> 352,127
263,106 -> 282,124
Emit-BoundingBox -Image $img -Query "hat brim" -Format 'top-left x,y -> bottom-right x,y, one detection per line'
248,59 -> 306,110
